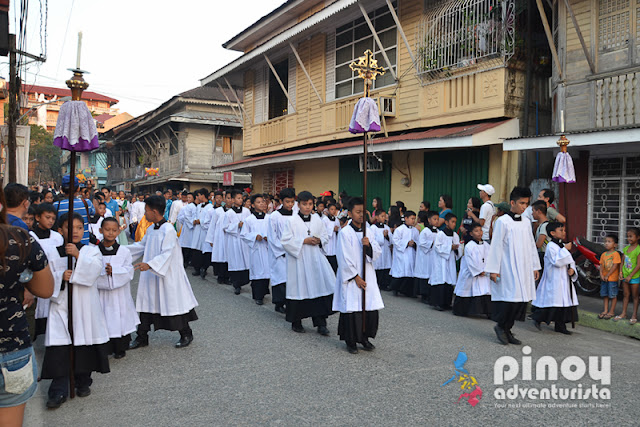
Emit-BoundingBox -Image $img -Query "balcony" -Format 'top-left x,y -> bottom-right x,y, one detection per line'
213,153 -> 233,167
595,71 -> 640,128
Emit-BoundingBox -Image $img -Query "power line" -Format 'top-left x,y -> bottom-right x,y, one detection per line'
55,0 -> 75,80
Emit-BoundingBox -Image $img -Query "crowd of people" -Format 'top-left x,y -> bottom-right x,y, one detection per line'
2,176 -> 640,423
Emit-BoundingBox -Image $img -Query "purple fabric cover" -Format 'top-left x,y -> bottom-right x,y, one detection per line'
552,151 -> 576,183
53,100 -> 100,152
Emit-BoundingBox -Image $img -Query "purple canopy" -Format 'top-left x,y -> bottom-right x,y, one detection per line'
349,97 -> 381,134
53,100 -> 99,152
552,151 -> 576,183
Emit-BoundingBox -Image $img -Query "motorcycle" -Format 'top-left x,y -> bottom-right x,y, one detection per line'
572,237 -> 605,295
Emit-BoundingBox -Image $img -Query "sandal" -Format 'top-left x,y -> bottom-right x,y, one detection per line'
598,312 -> 607,319
613,315 -> 626,322
630,318 -> 638,325
604,314 -> 613,320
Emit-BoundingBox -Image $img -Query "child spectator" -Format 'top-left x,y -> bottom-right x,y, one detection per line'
532,222 -> 579,334
430,213 -> 461,310
598,234 -> 620,320
615,227 -> 640,324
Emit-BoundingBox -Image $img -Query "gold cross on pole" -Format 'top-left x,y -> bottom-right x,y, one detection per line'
349,49 -> 385,98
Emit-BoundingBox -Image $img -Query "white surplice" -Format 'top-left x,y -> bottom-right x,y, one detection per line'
533,241 -> 579,308
222,207 -> 251,271
30,229 -> 64,320
240,213 -> 271,280
333,223 -> 384,313
128,222 -> 198,316
372,224 -> 392,270
168,199 -> 184,224
485,214 -> 541,302
130,201 -> 146,224
96,244 -> 140,338
46,245 -> 110,346
267,210 -> 291,286
199,204 -> 216,253
320,215 -> 340,257
209,206 -> 228,263
414,226 -> 437,279
191,203 -> 212,252
177,203 -> 197,249
281,213 -> 335,300
430,230 -> 462,285
455,240 -> 491,297
390,224 -> 419,278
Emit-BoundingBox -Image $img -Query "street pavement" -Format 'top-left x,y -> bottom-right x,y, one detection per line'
25,269 -> 640,426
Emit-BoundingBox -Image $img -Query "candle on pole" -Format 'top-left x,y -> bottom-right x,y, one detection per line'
76,32 -> 83,70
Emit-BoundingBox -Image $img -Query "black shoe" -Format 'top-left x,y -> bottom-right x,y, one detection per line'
114,351 -> 126,359
192,269 -> 201,276
292,323 -> 305,333
534,320 -> 542,331
506,331 -> 522,345
361,340 -> 375,351
421,297 -> 430,305
46,394 -> 67,409
200,270 -> 207,279
317,326 -> 330,336
275,306 -> 286,314
175,334 -> 193,348
76,387 -> 91,398
129,336 -> 149,350
255,299 -> 264,305
393,290 -> 398,296
234,286 -> 241,295
494,325 -> 509,345
434,305 -> 445,311
555,324 -> 572,335
346,344 -> 359,354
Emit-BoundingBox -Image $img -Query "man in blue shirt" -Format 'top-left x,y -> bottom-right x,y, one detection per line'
101,186 -> 120,220
55,175 -> 95,244
163,190 -> 173,221
4,183 -> 31,230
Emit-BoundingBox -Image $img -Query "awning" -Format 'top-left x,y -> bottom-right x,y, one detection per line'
213,118 -> 518,172
126,172 -> 252,186
503,126 -> 640,151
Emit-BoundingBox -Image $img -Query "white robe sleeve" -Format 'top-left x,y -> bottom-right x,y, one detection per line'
418,229 -> 435,254
69,246 -> 103,287
434,232 -> 452,259
201,207 -> 213,234
240,217 -> 260,249
465,243 -> 486,277
281,218 -> 304,259
485,218 -> 505,274
392,227 -> 411,253
169,201 -> 180,224
146,228 -> 177,277
223,211 -> 240,236
204,210 -> 218,245
267,215 -> 286,258
338,230 -> 360,286
453,233 -> 462,260
126,234 -> 148,262
369,228 -> 382,263
183,205 -> 195,230
109,249 -> 135,290
316,216 -> 330,247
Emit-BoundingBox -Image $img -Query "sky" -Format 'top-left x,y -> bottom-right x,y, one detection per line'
0,0 -> 285,116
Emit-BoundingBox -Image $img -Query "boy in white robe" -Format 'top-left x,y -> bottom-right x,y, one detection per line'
200,191 -> 222,279
415,211 -> 439,304
41,212 -> 110,409
222,190 -> 251,295
281,191 -> 336,335
240,194 -> 271,305
96,217 -> 140,358
532,222 -> 579,334
372,210 -> 392,291
390,211 -> 419,297
486,187 -> 541,345
334,197 -> 384,354
267,188 -> 295,313
30,203 -> 64,338
430,213 -> 462,311
128,196 -> 199,349
190,189 -> 213,279
168,191 -> 187,228
208,192 -> 232,284
177,193 -> 196,267
88,202 -> 106,243
453,222 -> 492,317
318,200 -> 339,273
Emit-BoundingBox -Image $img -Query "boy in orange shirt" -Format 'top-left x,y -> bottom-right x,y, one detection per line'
599,234 -> 621,319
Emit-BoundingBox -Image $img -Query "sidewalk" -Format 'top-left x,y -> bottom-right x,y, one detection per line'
577,293 -> 640,340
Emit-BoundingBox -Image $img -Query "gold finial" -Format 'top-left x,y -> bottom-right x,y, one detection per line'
349,49 -> 385,97
557,134 -> 570,153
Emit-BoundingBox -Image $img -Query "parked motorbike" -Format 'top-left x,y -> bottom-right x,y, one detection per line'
572,237 -> 605,295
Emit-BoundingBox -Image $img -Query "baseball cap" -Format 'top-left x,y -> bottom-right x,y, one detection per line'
496,202 -> 510,213
477,183 -> 495,196
61,175 -> 79,187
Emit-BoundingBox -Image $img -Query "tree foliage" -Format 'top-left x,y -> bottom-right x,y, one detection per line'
29,125 -> 62,182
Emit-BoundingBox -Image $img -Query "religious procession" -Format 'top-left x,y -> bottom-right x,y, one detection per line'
1,0 -> 639,425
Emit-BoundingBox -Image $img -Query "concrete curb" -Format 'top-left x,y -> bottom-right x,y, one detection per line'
578,309 -> 640,340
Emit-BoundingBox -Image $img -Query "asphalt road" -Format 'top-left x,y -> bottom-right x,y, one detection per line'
24,270 -> 640,426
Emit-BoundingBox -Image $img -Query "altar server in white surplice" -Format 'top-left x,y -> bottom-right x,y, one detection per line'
200,191 -> 223,278
208,191 -> 232,284
240,194 -> 271,305
190,189 -> 213,278
453,222 -> 492,317
372,210 -> 392,291
317,200 -> 339,273
415,211 -> 439,304
40,212 -> 110,409
334,197 -> 384,354
267,188 -> 296,313
429,213 -> 462,311
485,187 -> 541,346
128,196 -> 199,350
532,221 -> 579,335
281,191 -> 335,335
177,193 -> 196,267
222,190 -> 251,295
390,211 -> 419,297
95,217 -> 140,359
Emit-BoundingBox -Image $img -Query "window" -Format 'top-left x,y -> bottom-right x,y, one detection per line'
222,136 -> 232,154
268,59 -> 289,120
598,0 -> 631,52
334,2 -> 397,99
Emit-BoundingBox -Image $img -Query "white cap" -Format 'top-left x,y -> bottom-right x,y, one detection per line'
477,184 -> 495,196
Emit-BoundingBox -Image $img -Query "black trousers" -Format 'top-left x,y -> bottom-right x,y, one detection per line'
272,283 -> 286,308
49,373 -> 92,398
292,316 -> 327,327
214,262 -> 229,281
326,255 -> 338,274
493,301 -> 528,331
191,250 -> 211,272
182,248 -> 193,266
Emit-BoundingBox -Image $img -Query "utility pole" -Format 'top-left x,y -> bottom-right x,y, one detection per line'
7,33 -> 17,182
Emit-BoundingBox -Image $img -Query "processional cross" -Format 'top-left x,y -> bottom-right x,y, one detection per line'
349,49 -> 385,97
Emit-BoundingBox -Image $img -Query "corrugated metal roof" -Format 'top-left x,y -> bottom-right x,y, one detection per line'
179,86 -> 243,102
505,124 -> 640,140
170,111 -> 241,125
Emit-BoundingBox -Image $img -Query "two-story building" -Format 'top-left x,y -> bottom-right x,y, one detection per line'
201,0 -> 553,219
102,86 -> 250,193
505,0 -> 640,244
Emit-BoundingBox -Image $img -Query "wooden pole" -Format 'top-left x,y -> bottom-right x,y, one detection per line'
66,151 -> 76,399
361,79 -> 370,333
